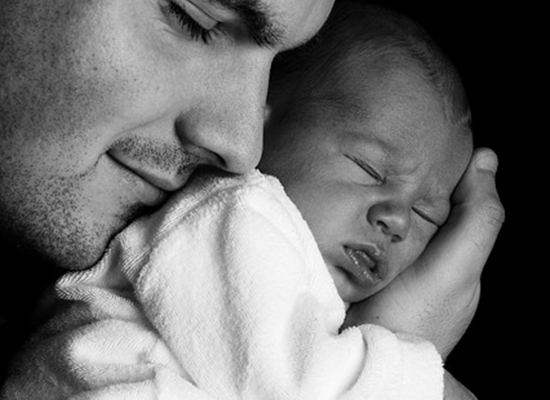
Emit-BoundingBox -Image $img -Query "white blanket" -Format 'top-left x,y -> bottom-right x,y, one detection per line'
2,170 -> 443,400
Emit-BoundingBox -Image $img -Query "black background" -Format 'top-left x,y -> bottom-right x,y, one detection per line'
368,1 -> 532,398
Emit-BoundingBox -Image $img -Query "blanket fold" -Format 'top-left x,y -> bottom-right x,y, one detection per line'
1,170 -> 443,400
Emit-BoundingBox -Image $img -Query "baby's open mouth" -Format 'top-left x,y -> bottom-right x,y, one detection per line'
343,246 -> 383,287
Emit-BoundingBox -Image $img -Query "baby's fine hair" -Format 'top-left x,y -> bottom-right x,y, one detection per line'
268,0 -> 471,134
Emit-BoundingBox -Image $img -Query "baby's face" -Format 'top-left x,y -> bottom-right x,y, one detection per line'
260,66 -> 472,305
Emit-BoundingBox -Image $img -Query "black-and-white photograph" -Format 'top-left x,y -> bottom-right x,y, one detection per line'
1,1 -> 527,399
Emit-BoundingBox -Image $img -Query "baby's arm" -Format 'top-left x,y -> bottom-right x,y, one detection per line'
120,170 -> 443,399
0,266 -> 215,400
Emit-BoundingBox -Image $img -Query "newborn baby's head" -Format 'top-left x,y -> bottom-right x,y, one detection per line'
260,2 -> 472,305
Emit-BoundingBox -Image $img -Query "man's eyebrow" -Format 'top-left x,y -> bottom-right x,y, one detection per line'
212,0 -> 285,47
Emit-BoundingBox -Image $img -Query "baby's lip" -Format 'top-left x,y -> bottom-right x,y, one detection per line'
342,244 -> 386,288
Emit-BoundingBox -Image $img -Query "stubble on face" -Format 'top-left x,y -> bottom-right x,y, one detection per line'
0,159 -> 136,270
109,136 -> 207,183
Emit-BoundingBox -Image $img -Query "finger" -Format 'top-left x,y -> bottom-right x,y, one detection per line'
452,148 -> 505,238
447,148 -> 505,271
412,148 -> 505,287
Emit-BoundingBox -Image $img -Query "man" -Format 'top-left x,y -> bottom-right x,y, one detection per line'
0,0 -> 334,377
0,1 -> 503,398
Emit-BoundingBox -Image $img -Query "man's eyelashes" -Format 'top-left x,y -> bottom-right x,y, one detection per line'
166,1 -> 223,44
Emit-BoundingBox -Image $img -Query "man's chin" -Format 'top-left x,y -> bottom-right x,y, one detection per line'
46,242 -> 107,271
1,233 -> 104,273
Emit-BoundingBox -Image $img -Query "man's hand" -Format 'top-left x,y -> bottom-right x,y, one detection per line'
343,148 -> 505,359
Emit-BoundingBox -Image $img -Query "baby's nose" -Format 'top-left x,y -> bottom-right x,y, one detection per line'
367,202 -> 411,242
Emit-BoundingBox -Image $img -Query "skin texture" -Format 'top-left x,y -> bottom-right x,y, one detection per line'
260,65 -> 472,305
0,0 -> 334,271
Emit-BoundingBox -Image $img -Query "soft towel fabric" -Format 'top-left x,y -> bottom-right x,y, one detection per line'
1,170 -> 443,400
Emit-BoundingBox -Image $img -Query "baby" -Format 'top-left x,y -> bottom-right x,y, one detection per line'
2,3 -> 473,400
260,1 -> 472,309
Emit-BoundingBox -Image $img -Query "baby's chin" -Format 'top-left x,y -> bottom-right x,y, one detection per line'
335,278 -> 382,306
327,262 -> 390,311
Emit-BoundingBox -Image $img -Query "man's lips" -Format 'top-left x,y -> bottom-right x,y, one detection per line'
342,245 -> 385,288
107,137 -> 214,192
107,149 -> 200,192
106,154 -> 169,208
118,161 -> 196,192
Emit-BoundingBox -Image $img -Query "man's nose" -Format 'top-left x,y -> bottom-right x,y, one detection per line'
177,56 -> 271,175
367,201 -> 412,243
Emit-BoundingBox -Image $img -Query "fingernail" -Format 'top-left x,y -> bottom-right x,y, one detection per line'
476,151 -> 498,173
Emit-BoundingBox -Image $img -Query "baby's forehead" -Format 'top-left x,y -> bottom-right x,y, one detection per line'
331,69 -> 447,132
309,55 -> 471,164
327,59 -> 441,117
330,67 -> 471,183
338,119 -> 467,166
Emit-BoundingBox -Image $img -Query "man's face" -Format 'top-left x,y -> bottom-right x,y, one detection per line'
260,66 -> 472,305
0,0 -> 334,269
